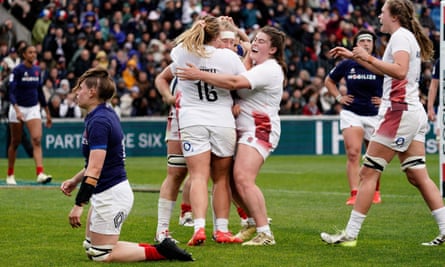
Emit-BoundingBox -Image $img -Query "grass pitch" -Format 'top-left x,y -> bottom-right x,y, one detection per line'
0,155 -> 444,266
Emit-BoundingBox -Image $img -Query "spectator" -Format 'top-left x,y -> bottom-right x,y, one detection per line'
48,93 -> 62,118
145,88 -> 164,116
110,22 -> 126,48
290,89 -> 306,115
241,0 -> 260,29
41,50 -> 56,71
135,71 -> 151,95
72,49 -> 92,78
160,0 -> 182,24
0,19 -> 17,51
32,9 -> 52,45
48,66 -> 61,89
60,92 -> 81,118
122,59 -> 138,89
67,32 -> 88,72
95,50 -> 108,69
53,9 -> 69,30
42,78 -> 55,102
2,47 -> 20,70
41,24 -> 56,53
110,95 -> 122,119
279,90 -> 292,115
56,56 -> 68,79
419,6 -> 436,32
302,94 -> 321,115
81,23 -> 96,50
1,0 -> 440,120
98,17 -> 110,41
63,23 -> 78,63
56,78 -> 71,96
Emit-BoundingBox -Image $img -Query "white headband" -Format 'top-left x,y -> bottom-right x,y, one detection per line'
220,31 -> 236,40
357,33 -> 373,42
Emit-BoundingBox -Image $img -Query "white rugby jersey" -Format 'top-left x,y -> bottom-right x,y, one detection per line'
170,44 -> 246,129
235,58 -> 284,148
380,27 -> 423,113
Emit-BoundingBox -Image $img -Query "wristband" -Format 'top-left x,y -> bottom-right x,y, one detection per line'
75,176 -> 98,207
336,95 -> 342,102
367,55 -> 375,64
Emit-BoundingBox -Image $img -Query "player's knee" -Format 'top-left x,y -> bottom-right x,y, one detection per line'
167,154 -> 186,168
362,154 -> 387,172
86,245 -> 113,262
400,156 -> 425,172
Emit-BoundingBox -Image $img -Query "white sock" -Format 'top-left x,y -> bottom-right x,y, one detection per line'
215,218 -> 229,232
194,218 -> 205,232
247,217 -> 256,226
156,198 -> 175,234
432,207 -> 445,236
345,210 -> 366,238
256,225 -> 272,236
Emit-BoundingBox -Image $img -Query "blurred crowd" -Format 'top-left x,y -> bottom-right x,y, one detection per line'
0,0 -> 441,118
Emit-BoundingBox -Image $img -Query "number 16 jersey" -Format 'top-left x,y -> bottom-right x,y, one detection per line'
170,44 -> 246,129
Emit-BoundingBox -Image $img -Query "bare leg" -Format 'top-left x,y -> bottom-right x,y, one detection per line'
233,144 -> 268,228
8,122 -> 23,171
26,119 -> 43,170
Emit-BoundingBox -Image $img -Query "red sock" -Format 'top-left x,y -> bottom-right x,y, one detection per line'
7,168 -> 14,176
237,207 -> 248,220
351,190 -> 358,197
375,179 -> 380,191
181,203 -> 192,215
139,244 -> 166,260
36,166 -> 44,175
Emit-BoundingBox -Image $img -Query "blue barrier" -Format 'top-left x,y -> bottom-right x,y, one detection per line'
0,115 -> 438,158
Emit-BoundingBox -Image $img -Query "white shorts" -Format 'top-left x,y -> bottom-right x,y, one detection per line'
8,104 -> 41,123
235,111 -> 280,160
180,125 -> 236,158
340,109 -> 380,141
238,133 -> 276,160
89,180 -> 134,235
165,107 -> 180,142
372,107 -> 427,152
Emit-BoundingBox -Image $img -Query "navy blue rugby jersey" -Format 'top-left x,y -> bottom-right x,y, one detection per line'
9,63 -> 47,107
83,103 -> 127,193
328,59 -> 383,116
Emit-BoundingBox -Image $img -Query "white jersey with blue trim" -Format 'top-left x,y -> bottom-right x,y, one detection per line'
170,44 -> 246,129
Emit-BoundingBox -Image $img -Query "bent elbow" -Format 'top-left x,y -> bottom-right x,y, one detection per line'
393,72 -> 407,81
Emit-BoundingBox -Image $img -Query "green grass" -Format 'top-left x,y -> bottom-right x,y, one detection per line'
0,155 -> 444,266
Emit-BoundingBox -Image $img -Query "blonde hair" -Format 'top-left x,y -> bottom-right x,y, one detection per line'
174,15 -> 220,58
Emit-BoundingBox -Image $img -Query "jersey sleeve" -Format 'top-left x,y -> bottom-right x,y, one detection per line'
390,30 -> 411,54
242,60 -> 281,90
87,116 -> 110,150
328,60 -> 347,83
